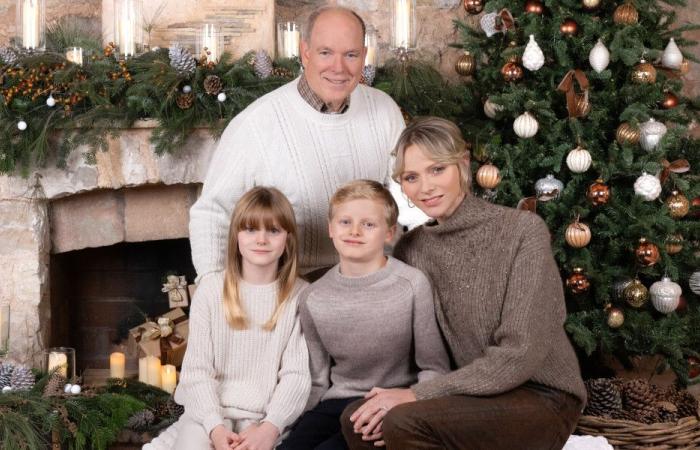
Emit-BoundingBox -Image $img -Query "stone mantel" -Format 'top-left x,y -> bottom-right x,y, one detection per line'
0,121 -> 220,366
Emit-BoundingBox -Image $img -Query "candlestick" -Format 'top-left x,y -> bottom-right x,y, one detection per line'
65,47 -> 83,65
109,352 -> 125,378
161,364 -> 177,394
18,0 -> 45,50
138,355 -> 161,387
276,22 -> 300,59
0,304 -> 9,357
391,0 -> 416,50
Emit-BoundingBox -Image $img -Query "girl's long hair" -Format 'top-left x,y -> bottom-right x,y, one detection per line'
223,187 -> 299,331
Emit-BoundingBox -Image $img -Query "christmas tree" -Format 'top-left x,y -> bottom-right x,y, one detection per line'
454,0 -> 699,382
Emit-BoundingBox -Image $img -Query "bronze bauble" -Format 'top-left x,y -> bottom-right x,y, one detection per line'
575,93 -> 591,117
455,52 -> 476,76
476,163 -> 501,189
631,60 -> 657,84
587,179 -> 611,206
560,19 -> 579,36
582,0 -> 601,10
613,2 -> 639,25
464,0 -> 484,14
661,91 -> 679,109
565,221 -> 591,248
616,122 -> 640,145
635,238 -> 660,267
501,61 -> 524,82
665,190 -> 690,219
665,233 -> 683,255
606,306 -> 625,328
525,0 -> 544,14
566,267 -> 590,295
623,279 -> 649,308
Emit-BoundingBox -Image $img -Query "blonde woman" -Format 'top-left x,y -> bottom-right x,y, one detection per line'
146,187 -> 310,450
344,117 -> 586,450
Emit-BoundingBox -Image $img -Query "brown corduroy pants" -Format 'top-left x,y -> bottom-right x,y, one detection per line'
341,383 -> 582,450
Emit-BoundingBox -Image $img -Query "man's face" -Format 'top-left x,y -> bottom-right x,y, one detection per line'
300,10 -> 366,112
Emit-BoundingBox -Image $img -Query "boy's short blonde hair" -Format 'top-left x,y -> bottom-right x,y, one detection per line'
329,179 -> 399,227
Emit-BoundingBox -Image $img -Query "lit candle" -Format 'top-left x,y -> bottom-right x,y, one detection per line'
110,352 -> 125,378
393,0 -> 413,49
65,47 -> 83,65
48,352 -> 68,377
22,0 -> 40,49
119,0 -> 136,57
161,364 -> 177,394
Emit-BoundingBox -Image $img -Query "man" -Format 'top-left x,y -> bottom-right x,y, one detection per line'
189,6 -> 421,282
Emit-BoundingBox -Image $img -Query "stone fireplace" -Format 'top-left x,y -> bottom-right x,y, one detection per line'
0,121 -> 216,368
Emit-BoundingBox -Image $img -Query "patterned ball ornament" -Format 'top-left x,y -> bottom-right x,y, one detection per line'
455,52 -> 476,76
565,220 -> 591,248
463,0 -> 484,14
613,2 -> 639,25
616,122 -> 640,145
566,146 -> 592,173
665,190 -> 690,219
587,179 -> 611,206
483,98 -> 503,119
665,234 -> 683,255
623,279 -> 649,308
501,61 -> 524,82
560,19 -> 578,36
631,60 -> 657,84
689,271 -> 700,296
635,238 -> 660,267
535,174 -> 564,201
634,173 -> 661,201
649,277 -> 682,313
525,0 -> 544,14
566,268 -> 591,294
513,112 -> 538,138
606,306 -> 625,329
476,163 -> 501,189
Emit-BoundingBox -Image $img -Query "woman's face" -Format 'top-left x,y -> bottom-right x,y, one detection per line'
399,144 -> 465,223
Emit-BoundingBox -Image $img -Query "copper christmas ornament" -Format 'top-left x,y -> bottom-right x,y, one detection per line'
560,19 -> 579,36
613,2 -> 639,25
476,163 -> 501,189
464,0 -> 484,14
501,61 -> 524,82
631,60 -> 657,84
455,52 -> 476,76
623,279 -> 649,308
665,233 -> 684,255
524,0 -> 544,14
606,306 -> 625,328
635,238 -> 660,267
565,220 -> 591,248
661,91 -> 679,109
566,267 -> 591,295
616,122 -> 640,145
665,190 -> 690,219
587,179 -> 611,206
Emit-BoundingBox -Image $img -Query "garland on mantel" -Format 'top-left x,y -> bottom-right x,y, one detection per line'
0,41 -> 470,176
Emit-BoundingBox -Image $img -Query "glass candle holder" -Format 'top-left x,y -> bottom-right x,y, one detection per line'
196,24 -> 223,64
391,0 -> 417,50
364,26 -> 378,67
276,22 -> 300,59
65,47 -> 83,65
45,347 -> 76,379
16,0 -> 46,50
0,304 -> 9,357
114,0 -> 143,58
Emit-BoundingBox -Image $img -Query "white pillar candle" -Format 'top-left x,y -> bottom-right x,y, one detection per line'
66,47 -> 83,65
48,352 -> 68,377
161,364 -> 177,394
138,356 -> 147,383
146,355 -> 161,388
109,352 -> 125,378
119,0 -> 136,57
202,24 -> 219,64
22,0 -> 40,49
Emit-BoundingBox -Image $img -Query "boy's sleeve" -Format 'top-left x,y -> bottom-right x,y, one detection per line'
298,292 -> 332,410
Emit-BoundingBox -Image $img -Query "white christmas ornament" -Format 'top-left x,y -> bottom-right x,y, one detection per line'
480,13 -> 499,37
46,95 -> 56,107
661,38 -> 683,70
17,120 -> 27,131
2,386 -> 12,393
70,384 -> 82,394
634,172 -> 661,201
64,383 -> 73,393
513,112 -> 538,138
483,98 -> 504,119
690,271 -> 700,295
589,39 -> 610,73
182,85 -> 192,94
649,277 -> 682,313
217,92 -> 227,102
522,35 -> 545,71
639,118 -> 667,152
566,146 -> 592,173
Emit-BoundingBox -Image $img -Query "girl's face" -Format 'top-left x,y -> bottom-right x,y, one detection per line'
237,222 -> 288,274
399,144 -> 465,223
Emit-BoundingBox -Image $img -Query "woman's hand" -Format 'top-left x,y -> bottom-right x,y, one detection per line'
350,387 -> 417,442
210,424 -> 241,450
232,421 -> 280,450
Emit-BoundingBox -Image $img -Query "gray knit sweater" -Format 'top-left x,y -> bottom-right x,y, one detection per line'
394,195 -> 587,404
299,256 -> 450,409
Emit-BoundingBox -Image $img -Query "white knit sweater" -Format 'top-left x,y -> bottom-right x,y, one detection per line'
189,78 -> 422,280
173,272 -> 311,436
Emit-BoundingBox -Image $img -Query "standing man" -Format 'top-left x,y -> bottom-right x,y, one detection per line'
189,6 -> 420,283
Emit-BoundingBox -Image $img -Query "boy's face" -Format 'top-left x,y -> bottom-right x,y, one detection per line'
328,198 -> 395,264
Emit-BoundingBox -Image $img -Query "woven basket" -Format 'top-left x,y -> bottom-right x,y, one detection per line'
576,415 -> 700,449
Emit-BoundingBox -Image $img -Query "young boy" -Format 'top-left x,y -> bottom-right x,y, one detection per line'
278,180 -> 449,450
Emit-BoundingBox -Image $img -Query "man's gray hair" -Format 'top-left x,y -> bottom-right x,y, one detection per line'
303,6 -> 366,42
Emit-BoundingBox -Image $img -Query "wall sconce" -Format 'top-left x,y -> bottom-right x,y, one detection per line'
16,0 -> 45,50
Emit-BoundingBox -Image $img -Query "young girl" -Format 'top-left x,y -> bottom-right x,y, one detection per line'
145,187 -> 311,450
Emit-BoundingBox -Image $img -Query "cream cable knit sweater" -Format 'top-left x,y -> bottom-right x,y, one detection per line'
173,272 -> 311,436
189,78 -> 420,280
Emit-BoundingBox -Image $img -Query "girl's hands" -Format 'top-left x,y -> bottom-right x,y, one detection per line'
232,421 -> 280,450
210,424 -> 241,450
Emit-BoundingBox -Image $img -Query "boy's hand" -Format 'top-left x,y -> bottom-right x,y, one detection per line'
210,424 -> 241,450
232,421 -> 280,450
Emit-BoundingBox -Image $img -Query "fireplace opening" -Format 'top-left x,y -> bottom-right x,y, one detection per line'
49,239 -> 196,374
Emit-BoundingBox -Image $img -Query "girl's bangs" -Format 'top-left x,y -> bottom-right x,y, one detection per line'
239,202 -> 289,232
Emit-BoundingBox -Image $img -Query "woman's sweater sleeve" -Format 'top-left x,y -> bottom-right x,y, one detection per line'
264,300 -> 312,431
412,217 -> 559,399
173,275 -> 225,436
298,293 -> 331,410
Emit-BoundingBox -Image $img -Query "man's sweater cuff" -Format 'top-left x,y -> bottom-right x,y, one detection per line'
204,413 -> 226,437
263,412 -> 286,434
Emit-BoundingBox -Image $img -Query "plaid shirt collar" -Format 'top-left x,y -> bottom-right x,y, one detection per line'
297,74 -> 350,114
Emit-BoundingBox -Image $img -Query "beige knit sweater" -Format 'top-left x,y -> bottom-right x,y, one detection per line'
394,195 -> 587,404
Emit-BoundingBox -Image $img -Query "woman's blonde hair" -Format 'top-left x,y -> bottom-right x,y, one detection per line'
391,116 -> 471,193
223,187 -> 299,331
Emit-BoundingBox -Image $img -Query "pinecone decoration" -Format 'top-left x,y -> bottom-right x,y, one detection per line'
253,50 -> 273,79
656,401 -> 679,422
0,47 -> 18,65
674,391 -> 699,418
169,44 -> 197,76
361,65 -> 376,86
126,409 -> 155,431
0,362 -> 13,388
43,371 -> 67,397
176,92 -> 195,110
203,75 -> 222,95
9,365 -> 35,391
271,67 -> 293,79
583,378 -> 622,417
165,397 -> 185,418
622,379 -> 659,421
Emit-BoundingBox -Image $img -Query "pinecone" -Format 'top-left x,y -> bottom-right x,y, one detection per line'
0,362 -> 13,388
674,391 -> 699,418
253,49 -> 273,79
361,64 -> 376,86
203,75 -> 222,95
9,365 -> 35,391
656,401 -> 679,423
271,67 -> 293,79
0,47 -> 18,65
126,409 -> 155,431
176,92 -> 195,109
43,371 -> 67,397
583,378 -> 622,417
621,379 -> 660,422
165,397 -> 185,418
169,44 -> 197,76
